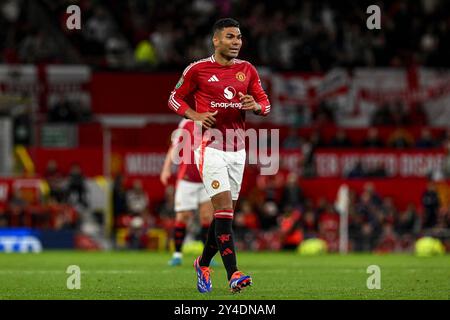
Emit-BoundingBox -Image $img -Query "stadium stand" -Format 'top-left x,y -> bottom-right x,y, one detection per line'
0,0 -> 449,253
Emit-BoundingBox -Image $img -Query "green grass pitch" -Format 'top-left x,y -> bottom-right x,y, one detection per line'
0,251 -> 448,300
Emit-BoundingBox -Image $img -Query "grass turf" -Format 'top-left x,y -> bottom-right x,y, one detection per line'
0,251 -> 448,300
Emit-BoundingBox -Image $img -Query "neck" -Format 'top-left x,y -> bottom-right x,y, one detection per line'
214,52 -> 234,66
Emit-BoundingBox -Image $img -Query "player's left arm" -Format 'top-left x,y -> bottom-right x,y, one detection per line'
239,64 -> 271,116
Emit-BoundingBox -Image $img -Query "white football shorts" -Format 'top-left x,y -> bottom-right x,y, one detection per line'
174,179 -> 210,212
194,146 -> 246,201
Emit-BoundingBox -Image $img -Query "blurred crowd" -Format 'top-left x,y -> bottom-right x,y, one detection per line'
231,174 -> 450,253
0,161 -> 86,230
113,171 -> 450,252
1,0 -> 450,70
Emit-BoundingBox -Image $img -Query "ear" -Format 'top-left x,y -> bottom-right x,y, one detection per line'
212,33 -> 220,47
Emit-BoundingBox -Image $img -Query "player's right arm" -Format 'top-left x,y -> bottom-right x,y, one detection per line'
160,144 -> 174,186
168,64 -> 217,128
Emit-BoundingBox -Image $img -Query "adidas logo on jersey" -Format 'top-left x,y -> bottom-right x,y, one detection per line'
208,75 -> 219,82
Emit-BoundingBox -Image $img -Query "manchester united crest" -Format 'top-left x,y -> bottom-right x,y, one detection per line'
211,180 -> 220,189
236,72 -> 246,82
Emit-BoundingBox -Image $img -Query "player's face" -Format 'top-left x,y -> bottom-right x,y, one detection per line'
214,27 -> 242,59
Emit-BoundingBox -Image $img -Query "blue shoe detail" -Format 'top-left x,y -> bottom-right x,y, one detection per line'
194,256 -> 212,293
229,271 -> 252,293
168,256 -> 182,266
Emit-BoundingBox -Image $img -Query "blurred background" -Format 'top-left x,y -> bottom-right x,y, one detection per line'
0,0 -> 449,254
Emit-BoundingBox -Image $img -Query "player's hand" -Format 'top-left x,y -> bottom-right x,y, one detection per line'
239,92 -> 261,113
160,168 -> 171,186
191,110 -> 218,129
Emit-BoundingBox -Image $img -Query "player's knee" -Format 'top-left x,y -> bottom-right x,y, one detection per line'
175,211 -> 191,223
211,191 -> 233,211
199,213 -> 212,225
199,202 -> 213,220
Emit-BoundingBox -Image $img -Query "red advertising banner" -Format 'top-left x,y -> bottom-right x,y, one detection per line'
110,148 -> 167,177
0,178 -> 42,207
315,149 -> 446,178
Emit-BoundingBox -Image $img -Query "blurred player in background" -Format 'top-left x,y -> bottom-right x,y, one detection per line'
160,119 -> 214,266
168,18 -> 271,293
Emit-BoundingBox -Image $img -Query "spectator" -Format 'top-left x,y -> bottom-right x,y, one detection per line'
356,191 -> 382,239
362,128 -> 384,148
312,101 -> 335,127
416,128 -> 436,148
391,101 -> 410,126
155,185 -> 175,220
44,160 -> 66,203
105,33 -> 132,68
396,203 -> 419,250
125,216 -> 149,249
396,203 -> 419,236
375,224 -> 398,253
258,201 -> 279,231
409,104 -> 428,126
301,208 -> 318,239
238,200 -> 260,231
347,160 -> 366,179
317,202 -> 339,252
380,197 -> 397,226
6,189 -> 27,226
112,174 -> 127,217
84,6 -> 114,45
280,172 -> 304,210
359,222 -> 377,251
422,183 -> 440,229
66,164 -> 88,208
387,128 -> 414,149
126,180 -> 150,216
18,29 -> 59,63
134,39 -> 158,67
367,162 -> 388,178
371,104 -> 394,126
442,139 -> 450,178
329,130 -> 352,148
363,182 -> 383,207
234,200 -> 260,249
279,207 -> 303,250
282,128 -> 302,150
5,1 -> 450,70
301,131 -> 324,177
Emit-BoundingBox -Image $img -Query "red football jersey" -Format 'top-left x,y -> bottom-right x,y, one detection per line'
172,119 -> 202,183
168,55 -> 271,151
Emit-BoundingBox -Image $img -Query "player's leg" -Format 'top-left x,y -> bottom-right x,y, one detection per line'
169,180 -> 196,266
209,190 -> 238,280
198,198 -> 213,245
168,210 -> 192,266
198,197 -> 219,266
226,148 -> 252,292
195,146 -> 232,269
